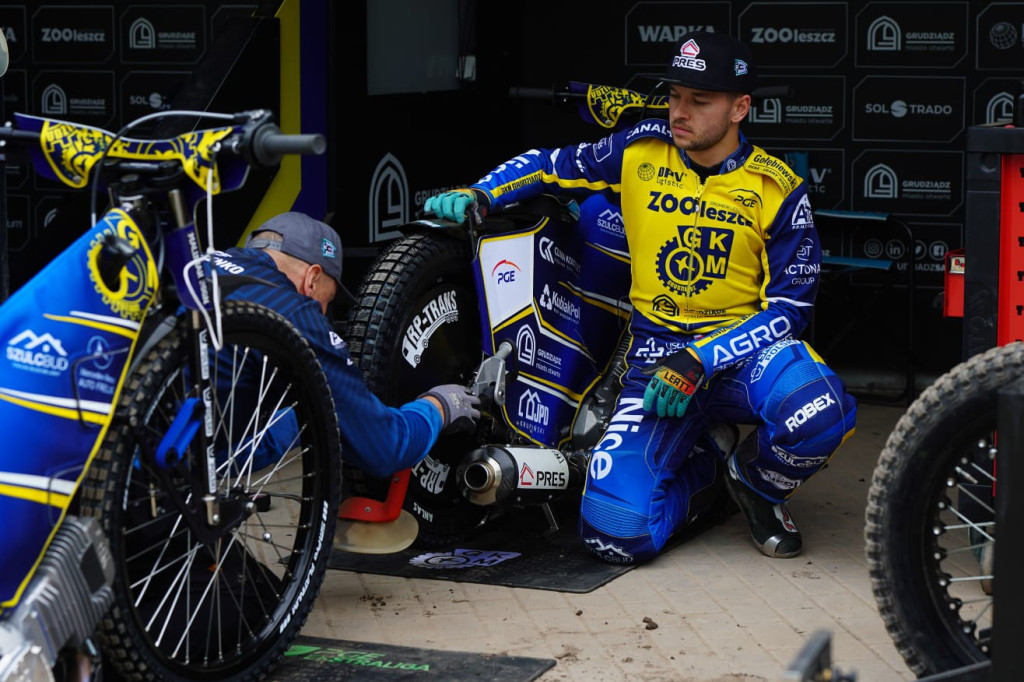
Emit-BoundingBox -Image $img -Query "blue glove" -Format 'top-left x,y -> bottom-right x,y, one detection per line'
641,349 -> 704,418
424,189 -> 485,225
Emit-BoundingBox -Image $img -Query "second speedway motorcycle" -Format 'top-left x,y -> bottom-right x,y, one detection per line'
344,82 -> 743,544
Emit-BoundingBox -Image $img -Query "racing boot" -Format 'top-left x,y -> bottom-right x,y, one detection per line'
724,442 -> 802,558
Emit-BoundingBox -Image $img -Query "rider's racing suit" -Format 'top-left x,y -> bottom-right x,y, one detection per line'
464,120 -> 858,563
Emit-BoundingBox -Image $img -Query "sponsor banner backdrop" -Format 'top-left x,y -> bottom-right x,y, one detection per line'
31,5 -> 116,64
624,1 -> 733,66
854,1 -> 969,68
852,75 -> 966,142
738,2 -> 848,67
972,77 -> 1022,125
976,3 -> 1024,69
851,150 -> 964,217
744,75 -> 846,141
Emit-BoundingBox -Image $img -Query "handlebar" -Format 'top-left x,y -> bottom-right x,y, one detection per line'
508,81 -> 794,131
508,82 -> 794,104
0,109 -> 326,192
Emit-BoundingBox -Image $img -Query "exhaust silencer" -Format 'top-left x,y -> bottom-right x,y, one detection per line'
458,445 -> 584,506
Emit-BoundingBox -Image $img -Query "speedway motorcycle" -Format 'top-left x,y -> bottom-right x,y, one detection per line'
0,102 -> 339,681
865,340 -> 1015,677
343,82 -> 749,544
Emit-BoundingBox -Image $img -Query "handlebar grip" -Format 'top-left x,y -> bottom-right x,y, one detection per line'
508,86 -> 558,101
257,132 -> 326,157
0,127 -> 42,143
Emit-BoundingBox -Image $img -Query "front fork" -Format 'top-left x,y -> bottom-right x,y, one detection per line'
145,187 -> 222,529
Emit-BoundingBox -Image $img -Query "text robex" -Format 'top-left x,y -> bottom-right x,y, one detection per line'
785,393 -> 836,433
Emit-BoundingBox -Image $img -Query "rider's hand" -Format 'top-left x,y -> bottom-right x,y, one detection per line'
423,189 -> 489,225
641,349 -> 704,418
420,383 -> 482,433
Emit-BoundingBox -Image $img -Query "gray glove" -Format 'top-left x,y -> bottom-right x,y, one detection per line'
420,384 -> 481,433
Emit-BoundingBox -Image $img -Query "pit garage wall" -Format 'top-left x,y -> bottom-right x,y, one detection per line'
0,0 -> 331,294
3,1 -> 1021,382
353,0 -> 1023,386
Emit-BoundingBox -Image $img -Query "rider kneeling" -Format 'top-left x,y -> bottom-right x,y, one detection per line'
423,31 -> 857,563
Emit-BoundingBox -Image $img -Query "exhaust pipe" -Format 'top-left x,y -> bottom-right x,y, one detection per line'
458,445 -> 585,506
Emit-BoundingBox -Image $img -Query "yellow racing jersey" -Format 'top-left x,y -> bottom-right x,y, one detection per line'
471,119 -> 820,375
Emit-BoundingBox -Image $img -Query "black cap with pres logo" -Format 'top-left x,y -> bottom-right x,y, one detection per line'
662,31 -> 758,94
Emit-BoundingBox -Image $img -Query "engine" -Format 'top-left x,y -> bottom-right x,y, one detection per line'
0,516 -> 114,682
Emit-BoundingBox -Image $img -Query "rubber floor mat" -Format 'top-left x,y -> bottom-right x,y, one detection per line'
328,501 -> 730,593
274,635 -> 555,681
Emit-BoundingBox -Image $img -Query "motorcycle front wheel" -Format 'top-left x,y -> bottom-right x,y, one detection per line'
345,231 -> 488,545
81,301 -> 341,681
865,341 -> 1024,677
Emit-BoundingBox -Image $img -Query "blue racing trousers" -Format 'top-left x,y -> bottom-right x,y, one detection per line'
578,327 -> 857,564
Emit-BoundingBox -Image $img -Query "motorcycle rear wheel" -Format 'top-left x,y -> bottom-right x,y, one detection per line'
865,342 -> 1024,676
345,231 -> 488,545
81,301 -> 341,681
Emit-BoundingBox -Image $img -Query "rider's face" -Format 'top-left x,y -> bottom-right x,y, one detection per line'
667,86 -> 750,165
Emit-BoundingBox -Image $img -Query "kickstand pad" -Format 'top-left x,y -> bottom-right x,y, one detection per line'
328,502 -> 727,593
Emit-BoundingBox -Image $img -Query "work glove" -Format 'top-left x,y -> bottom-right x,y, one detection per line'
423,189 -> 488,225
420,383 -> 482,433
641,349 -> 705,418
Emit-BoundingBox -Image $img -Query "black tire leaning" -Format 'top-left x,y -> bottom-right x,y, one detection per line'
345,231 -> 488,544
865,341 -> 1024,677
81,300 -> 341,682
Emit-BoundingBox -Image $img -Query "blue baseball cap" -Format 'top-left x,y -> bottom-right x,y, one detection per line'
246,212 -> 357,305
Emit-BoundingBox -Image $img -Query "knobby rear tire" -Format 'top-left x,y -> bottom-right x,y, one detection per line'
865,341 -> 1024,676
345,232 -> 488,545
81,300 -> 341,682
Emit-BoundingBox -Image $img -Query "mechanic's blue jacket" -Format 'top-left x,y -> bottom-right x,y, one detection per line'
211,247 -> 442,477
468,121 -> 820,376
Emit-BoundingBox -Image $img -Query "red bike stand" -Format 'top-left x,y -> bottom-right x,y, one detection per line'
334,468 -> 419,554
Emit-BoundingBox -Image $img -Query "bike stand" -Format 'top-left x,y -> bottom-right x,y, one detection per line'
334,468 -> 420,554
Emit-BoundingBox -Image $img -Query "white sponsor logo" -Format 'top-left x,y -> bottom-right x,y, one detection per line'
539,284 -> 581,322
864,163 -> 898,199
596,208 -> 625,235
516,325 -> 536,366
710,316 -> 792,368
42,27 -> 106,43
791,194 -> 814,229
771,445 -> 829,469
401,290 -> 459,368
518,389 -> 550,426
538,237 -> 581,275
748,339 -> 798,382
589,398 -> 644,480
864,101 -> 953,117
583,537 -> 634,563
757,467 -> 802,491
410,549 -> 521,569
784,393 -> 836,432
7,330 -> 70,375
413,455 -> 450,495
750,27 -> 837,44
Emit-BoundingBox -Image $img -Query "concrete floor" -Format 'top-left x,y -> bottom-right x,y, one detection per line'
300,401 -> 916,682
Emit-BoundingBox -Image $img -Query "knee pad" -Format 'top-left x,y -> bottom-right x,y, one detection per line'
771,371 -> 854,456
